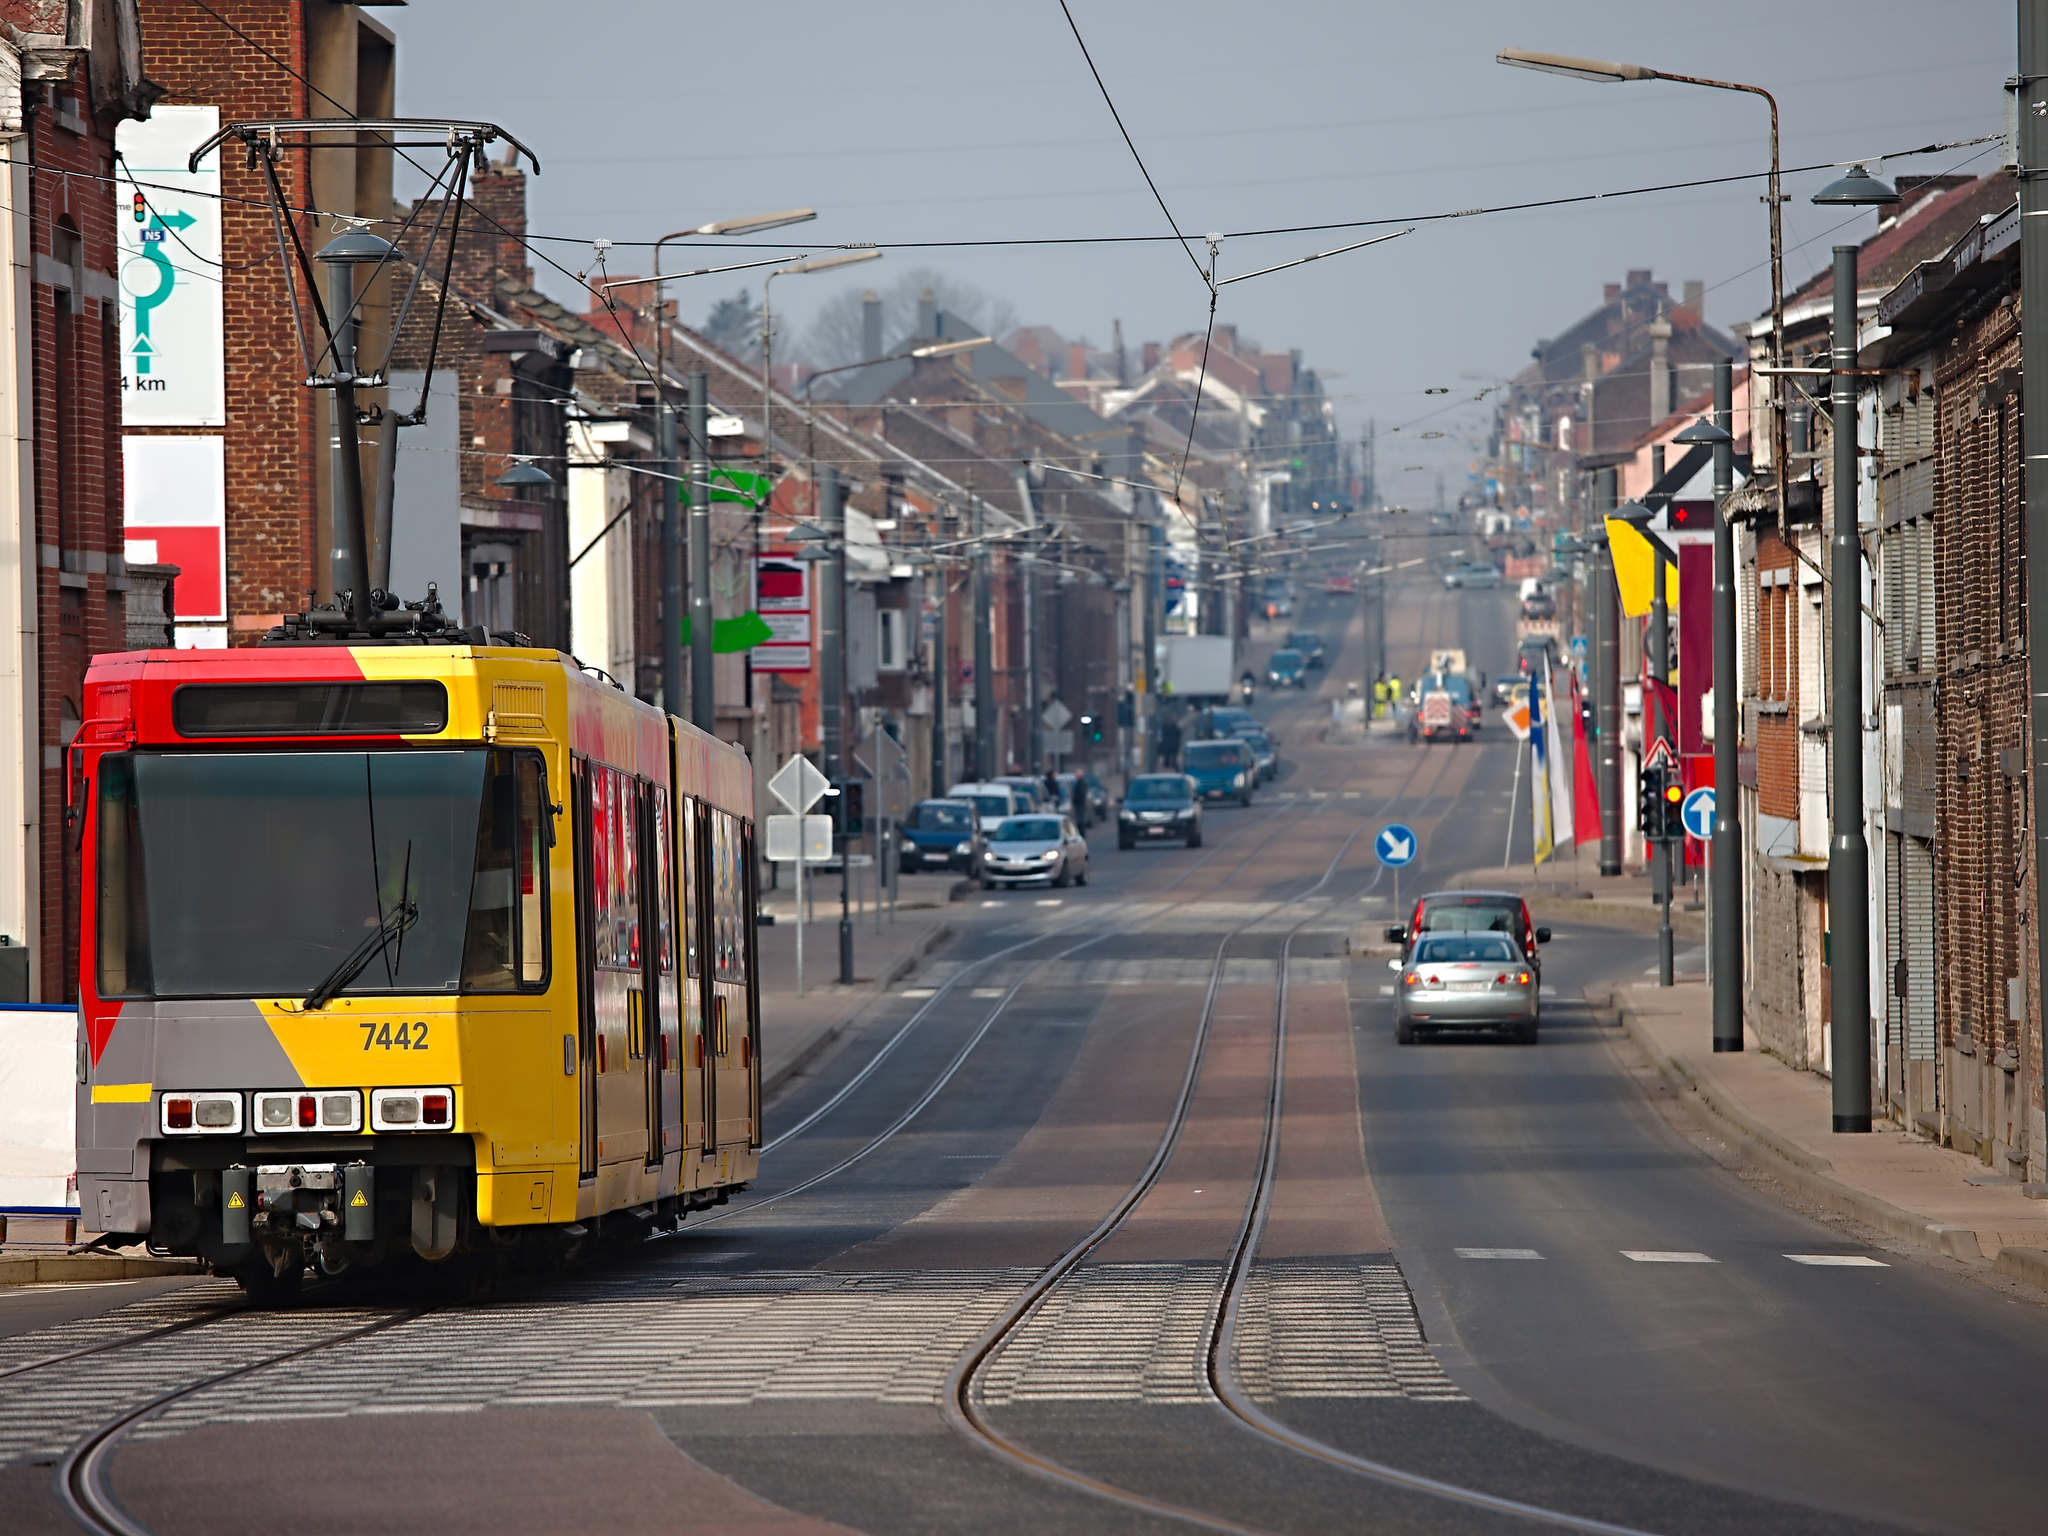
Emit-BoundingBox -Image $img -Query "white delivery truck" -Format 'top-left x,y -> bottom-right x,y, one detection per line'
1160,634 -> 1237,702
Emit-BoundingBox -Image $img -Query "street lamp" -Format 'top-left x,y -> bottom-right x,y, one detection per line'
1496,48 -> 1787,531
802,336 -> 991,488
760,248 -> 885,465
1813,163 -> 1898,1134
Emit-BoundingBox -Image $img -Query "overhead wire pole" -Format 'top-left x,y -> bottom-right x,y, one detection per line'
688,371 -> 716,733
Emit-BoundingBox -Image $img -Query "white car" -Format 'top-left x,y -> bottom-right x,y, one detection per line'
947,782 -> 1030,833
981,813 -> 1090,889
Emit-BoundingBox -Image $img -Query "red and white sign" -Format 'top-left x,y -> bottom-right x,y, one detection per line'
752,554 -> 812,674
124,435 -> 225,642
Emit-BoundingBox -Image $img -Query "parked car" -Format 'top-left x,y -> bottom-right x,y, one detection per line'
1203,705 -> 1258,738
947,781 -> 1030,833
1118,772 -> 1203,848
898,798 -> 982,875
1387,889 -> 1550,983
1456,562 -> 1502,589
1390,931 -> 1539,1044
1184,738 -> 1257,805
1267,649 -> 1309,689
981,813 -> 1089,888
1285,630 -> 1327,668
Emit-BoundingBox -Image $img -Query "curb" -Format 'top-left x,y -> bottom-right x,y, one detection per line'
0,1253 -> 201,1287
1607,990 -> 2036,1280
761,922 -> 955,1104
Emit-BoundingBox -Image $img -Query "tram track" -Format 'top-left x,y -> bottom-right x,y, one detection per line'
933,725 -> 1664,1536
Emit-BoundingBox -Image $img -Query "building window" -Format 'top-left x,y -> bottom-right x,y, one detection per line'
877,608 -> 905,672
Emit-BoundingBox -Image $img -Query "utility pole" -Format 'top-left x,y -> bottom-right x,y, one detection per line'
974,501 -> 995,781
1594,466 -> 1622,874
657,388 -> 684,714
818,466 -> 854,984
688,373 -> 716,734
323,251 -> 372,620
1143,517 -> 1163,770
1648,442 -> 1673,983
1016,466 -> 1043,771
2020,2 -> 2048,1115
929,555 -> 948,799
1710,357 -> 1744,1051
1827,243 -> 1872,1132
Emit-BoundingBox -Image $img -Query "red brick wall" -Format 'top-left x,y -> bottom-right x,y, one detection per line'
136,0 -> 319,634
24,77 -> 131,996
1752,531 -> 1799,821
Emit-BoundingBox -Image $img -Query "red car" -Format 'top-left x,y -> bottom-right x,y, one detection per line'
1387,890 -> 1551,979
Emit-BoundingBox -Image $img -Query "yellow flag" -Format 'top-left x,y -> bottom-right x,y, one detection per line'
1604,516 -> 1678,620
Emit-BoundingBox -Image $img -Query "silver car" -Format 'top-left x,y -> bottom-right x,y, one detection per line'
1392,931 -> 1538,1045
981,813 -> 1089,889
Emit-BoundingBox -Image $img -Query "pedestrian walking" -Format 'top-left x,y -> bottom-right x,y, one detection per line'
1071,772 -> 1088,829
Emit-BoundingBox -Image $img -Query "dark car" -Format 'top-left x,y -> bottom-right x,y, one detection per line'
1285,630 -> 1327,668
1184,738 -> 1257,805
1267,649 -> 1308,689
1387,889 -> 1551,982
1118,772 -> 1203,848
1521,590 -> 1556,621
898,798 -> 982,874
1229,721 -> 1278,781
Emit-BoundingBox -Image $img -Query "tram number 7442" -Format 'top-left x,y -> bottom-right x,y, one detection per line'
360,1021 -> 431,1051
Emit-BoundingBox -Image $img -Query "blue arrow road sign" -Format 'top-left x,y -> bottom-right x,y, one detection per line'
1375,823 -> 1418,868
1681,787 -> 1716,841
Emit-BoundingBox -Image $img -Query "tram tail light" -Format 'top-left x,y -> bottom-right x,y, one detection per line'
161,1092 -> 240,1135
297,1095 -> 317,1128
370,1088 -> 453,1132
165,1097 -> 193,1130
421,1093 -> 450,1126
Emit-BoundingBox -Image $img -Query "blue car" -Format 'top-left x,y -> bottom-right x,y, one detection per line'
898,798 -> 983,874
1184,738 -> 1256,806
1266,649 -> 1308,688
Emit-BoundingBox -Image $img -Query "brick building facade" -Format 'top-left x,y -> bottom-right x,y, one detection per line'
0,2 -> 155,1000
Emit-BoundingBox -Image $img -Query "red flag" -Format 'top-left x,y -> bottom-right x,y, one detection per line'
1643,675 -> 1680,753
1568,669 -> 1601,844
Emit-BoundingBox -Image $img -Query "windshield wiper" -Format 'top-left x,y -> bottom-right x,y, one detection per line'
303,898 -> 420,1011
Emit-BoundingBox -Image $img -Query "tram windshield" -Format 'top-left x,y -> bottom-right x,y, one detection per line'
95,749 -> 549,1000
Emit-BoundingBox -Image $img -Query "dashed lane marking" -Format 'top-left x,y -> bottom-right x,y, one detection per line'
970,988 -> 1006,998
1621,1251 -> 1717,1264
1342,790 -> 1363,799
898,987 -> 935,998
1035,898 -> 1063,907
1784,1253 -> 1889,1267
1454,1248 -> 1543,1260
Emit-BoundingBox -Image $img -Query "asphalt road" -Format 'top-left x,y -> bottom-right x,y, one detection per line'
5,579 -> 2047,1535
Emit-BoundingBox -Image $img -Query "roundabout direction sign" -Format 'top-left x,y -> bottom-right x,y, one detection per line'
1680,787 -> 1716,841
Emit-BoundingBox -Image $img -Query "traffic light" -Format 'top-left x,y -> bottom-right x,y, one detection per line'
1081,713 -> 1103,744
830,778 -> 865,839
1661,773 -> 1685,838
1639,765 -> 1669,841
1117,691 -> 1135,728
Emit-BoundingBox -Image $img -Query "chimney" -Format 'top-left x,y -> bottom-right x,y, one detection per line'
1581,342 -> 1601,385
1648,319 -> 1672,423
916,287 -> 937,339
1112,318 -> 1128,385
1067,342 -> 1089,379
1604,283 -> 1621,303
1142,340 -> 1160,373
861,289 -> 882,361
453,167 -> 532,294
1683,279 -> 1704,318
1626,268 -> 1652,290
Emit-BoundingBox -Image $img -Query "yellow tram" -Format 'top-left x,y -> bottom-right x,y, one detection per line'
75,637 -> 759,1296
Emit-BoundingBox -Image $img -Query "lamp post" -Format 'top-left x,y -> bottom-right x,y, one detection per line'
639,211 -> 816,713
1496,48 -> 1788,534
1811,164 -> 1899,1133
761,248 -> 884,476
1674,392 -> 1741,1048
802,465 -> 857,985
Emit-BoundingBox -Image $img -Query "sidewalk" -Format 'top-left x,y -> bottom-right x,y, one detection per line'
755,869 -> 968,1097
1612,977 -> 2048,1295
1458,859 -> 1708,937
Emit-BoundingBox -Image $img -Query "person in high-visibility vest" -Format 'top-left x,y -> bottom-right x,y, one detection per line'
1371,674 -> 1390,719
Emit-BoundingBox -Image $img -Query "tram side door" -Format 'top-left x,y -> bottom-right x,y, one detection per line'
690,798 -> 718,1154
571,760 -> 598,1181
638,781 -> 672,1173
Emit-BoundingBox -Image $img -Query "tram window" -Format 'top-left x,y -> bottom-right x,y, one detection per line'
461,750 -> 549,991
584,764 -> 642,973
94,755 -> 152,997
713,811 -> 748,985
654,787 -> 675,975
682,797 -> 700,979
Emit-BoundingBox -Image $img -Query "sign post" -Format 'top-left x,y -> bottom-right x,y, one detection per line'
1375,821 -> 1418,916
768,755 -> 831,995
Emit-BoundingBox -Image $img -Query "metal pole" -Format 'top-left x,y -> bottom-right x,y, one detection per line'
1828,244 -> 1871,1133
1594,467 -> 1623,875
1504,735 -> 1524,869
1711,358 -> 1744,1050
1145,519 -> 1163,770
371,406 -> 398,595
974,506 -> 995,780
819,466 -> 854,985
1025,559 -> 1042,770
794,837 -> 805,998
1651,520 -> 1674,986
325,260 -> 371,625
930,565 -> 948,799
658,397 -> 684,714
2021,1 -> 2048,1135
688,371 -> 716,734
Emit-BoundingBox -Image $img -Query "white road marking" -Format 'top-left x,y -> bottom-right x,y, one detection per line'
1377,985 -> 1396,996
1036,898 -> 1063,907
1784,1253 -> 1889,1267
0,1280 -> 140,1294
981,899 -> 1002,908
898,988 -> 935,998
970,988 -> 1006,999
1621,1251 -> 1717,1264
1342,790 -> 1362,799
1454,1248 -> 1543,1260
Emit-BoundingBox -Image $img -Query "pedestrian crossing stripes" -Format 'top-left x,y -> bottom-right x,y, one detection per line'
1453,1248 -> 1892,1268
1784,1253 -> 1889,1267
1622,1251 -> 1717,1264
979,1260 -> 1462,1406
0,1259 -> 1458,1460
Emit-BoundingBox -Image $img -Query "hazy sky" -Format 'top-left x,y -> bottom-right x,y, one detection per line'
384,1 -> 2007,494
